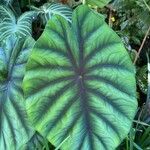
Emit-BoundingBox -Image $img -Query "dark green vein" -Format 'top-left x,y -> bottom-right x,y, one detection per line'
44,94 -> 79,136
84,24 -> 104,41
58,19 -> 78,72
14,62 -> 26,67
86,75 -> 133,98
9,95 -> 29,134
28,63 -> 73,72
3,110 -> 17,149
11,81 -> 23,95
86,62 -> 133,74
75,10 -> 90,68
47,27 -> 66,43
91,108 -> 121,140
93,133 -> 108,150
57,114 -> 81,144
26,75 -> 74,98
78,78 -> 94,150
11,76 -> 23,81
84,42 -> 120,63
86,87 -> 130,120
8,39 -> 24,78
75,8 -> 90,29
78,134 -> 86,150
35,81 -> 75,124
2,131 -> 7,150
35,46 -> 68,59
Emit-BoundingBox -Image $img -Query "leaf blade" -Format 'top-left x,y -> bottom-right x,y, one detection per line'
23,5 -> 137,150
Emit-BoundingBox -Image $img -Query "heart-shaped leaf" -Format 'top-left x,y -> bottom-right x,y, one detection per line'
0,36 -> 34,149
31,2 -> 72,24
0,6 -> 36,41
23,5 -> 137,150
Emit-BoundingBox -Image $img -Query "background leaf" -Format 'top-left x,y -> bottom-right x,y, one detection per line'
31,2 -> 72,24
0,6 -> 36,41
0,36 -> 35,150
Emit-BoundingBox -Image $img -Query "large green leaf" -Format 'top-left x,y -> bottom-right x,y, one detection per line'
23,5 -> 137,150
0,36 -> 34,149
85,0 -> 111,7
0,6 -> 35,41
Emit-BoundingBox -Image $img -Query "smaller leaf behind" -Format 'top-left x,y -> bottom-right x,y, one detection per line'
0,6 -> 36,42
31,2 -> 72,25
0,35 -> 35,150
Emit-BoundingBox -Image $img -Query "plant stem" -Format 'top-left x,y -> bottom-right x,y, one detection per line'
126,137 -> 129,150
142,0 -> 150,12
108,9 -> 113,27
107,4 -> 114,27
133,26 -> 150,64
55,136 -> 70,150
146,53 -> 150,104
29,0 -> 31,10
82,0 -> 86,5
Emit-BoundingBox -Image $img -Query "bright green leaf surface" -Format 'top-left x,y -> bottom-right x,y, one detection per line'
0,36 -> 34,149
23,5 -> 137,150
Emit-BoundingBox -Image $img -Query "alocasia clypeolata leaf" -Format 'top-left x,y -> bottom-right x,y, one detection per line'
0,36 -> 34,149
23,5 -> 137,150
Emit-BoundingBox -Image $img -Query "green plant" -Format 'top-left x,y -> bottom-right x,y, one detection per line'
112,0 -> 150,46
0,6 -> 35,41
23,5 -> 137,150
137,65 -> 148,94
0,36 -> 35,149
31,2 -> 72,25
137,126 -> 150,149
